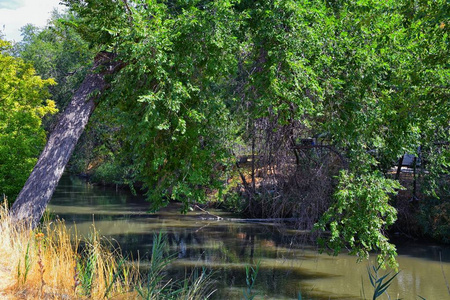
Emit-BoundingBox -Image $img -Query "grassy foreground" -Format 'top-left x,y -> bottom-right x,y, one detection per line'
0,201 -> 214,299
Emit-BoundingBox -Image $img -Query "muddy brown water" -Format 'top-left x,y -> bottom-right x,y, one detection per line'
48,174 -> 450,299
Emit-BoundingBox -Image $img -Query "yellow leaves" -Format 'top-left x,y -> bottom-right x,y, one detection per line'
0,38 -> 58,200
45,99 -> 58,113
0,40 -> 58,119
440,22 -> 445,29
0,39 -> 10,48
43,77 -> 57,87
36,100 -> 58,117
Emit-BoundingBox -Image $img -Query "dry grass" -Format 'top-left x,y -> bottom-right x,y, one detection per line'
0,200 -> 216,300
0,200 -> 139,299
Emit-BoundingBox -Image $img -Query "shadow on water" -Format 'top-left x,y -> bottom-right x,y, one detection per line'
49,174 -> 450,299
390,236 -> 450,263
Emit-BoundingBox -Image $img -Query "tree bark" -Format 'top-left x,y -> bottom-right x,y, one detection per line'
11,52 -> 122,228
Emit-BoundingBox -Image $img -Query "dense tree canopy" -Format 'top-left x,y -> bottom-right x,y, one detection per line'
61,0 -> 242,211
10,0 -> 449,267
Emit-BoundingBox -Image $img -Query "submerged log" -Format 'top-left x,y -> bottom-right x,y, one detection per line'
11,52 -> 123,228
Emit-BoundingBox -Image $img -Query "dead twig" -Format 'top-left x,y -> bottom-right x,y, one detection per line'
194,205 -> 223,220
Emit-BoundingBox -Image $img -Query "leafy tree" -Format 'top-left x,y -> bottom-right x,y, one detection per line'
0,39 -> 57,201
10,0 -> 448,266
232,0 -> 448,266
18,10 -> 95,119
16,12 -> 122,184
62,0 -> 241,210
314,0 -> 449,266
228,0 -> 338,223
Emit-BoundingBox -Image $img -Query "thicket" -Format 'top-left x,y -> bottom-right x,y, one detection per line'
2,0 -> 449,267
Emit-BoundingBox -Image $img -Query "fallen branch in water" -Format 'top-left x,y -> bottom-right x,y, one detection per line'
194,205 -> 223,220
214,217 -> 300,223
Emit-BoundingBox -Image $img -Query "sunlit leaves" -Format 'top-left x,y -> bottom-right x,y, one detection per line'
311,0 -> 448,264
18,11 -> 95,111
61,0 -> 449,261
63,0 -> 240,209
0,39 -> 57,200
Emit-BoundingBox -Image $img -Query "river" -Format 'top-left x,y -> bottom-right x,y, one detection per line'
48,174 -> 450,299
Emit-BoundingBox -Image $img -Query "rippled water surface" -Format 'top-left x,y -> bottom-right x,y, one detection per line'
48,175 -> 450,299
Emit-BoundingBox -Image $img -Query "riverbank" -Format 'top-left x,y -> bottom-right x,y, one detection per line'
0,200 -> 215,299
0,201 -> 139,299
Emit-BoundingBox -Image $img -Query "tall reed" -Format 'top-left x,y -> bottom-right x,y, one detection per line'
0,200 -> 216,299
136,232 -> 216,300
0,199 -> 138,299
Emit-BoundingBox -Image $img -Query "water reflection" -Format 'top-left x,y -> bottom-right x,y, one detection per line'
49,175 -> 450,299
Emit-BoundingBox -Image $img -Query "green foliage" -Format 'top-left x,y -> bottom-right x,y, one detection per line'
91,160 -> 123,185
242,261 -> 260,300
17,240 -> 32,285
236,0 -> 329,121
232,0 -> 446,262
366,264 -> 400,300
0,39 -> 57,201
77,247 -> 97,296
310,0 -> 449,262
63,0 -> 241,211
316,171 -> 402,268
137,232 -> 174,299
55,0 -> 449,263
104,257 -> 127,298
136,232 -> 215,299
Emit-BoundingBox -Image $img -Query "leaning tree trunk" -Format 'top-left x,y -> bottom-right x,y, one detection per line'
11,52 -> 122,228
